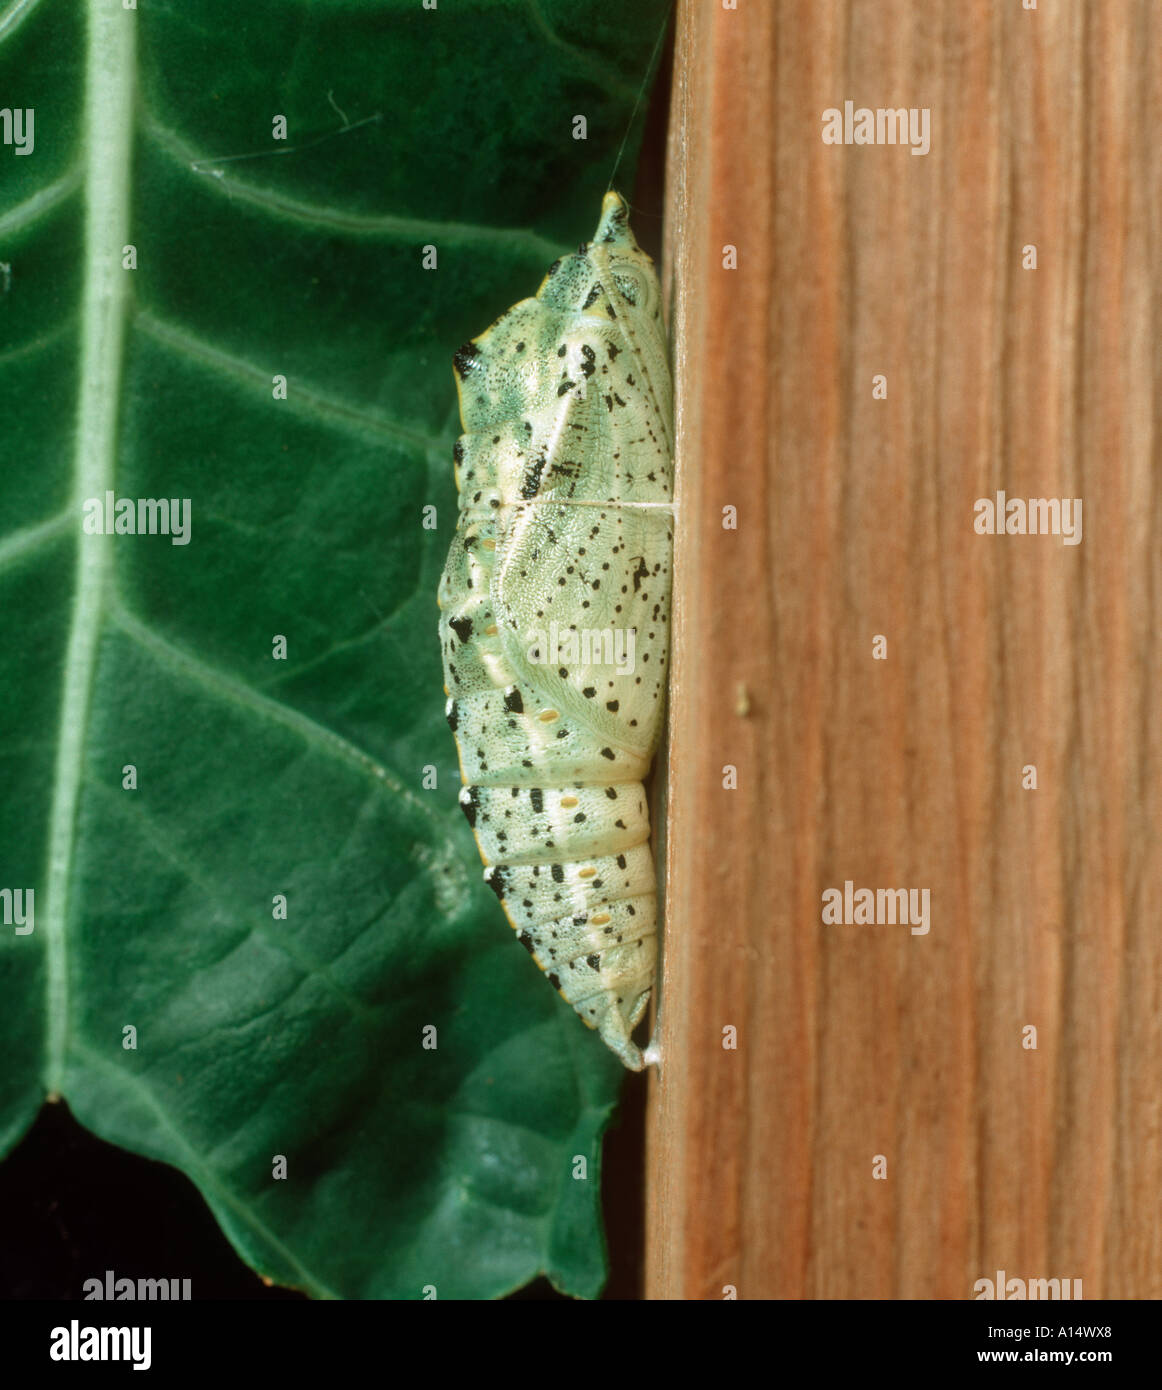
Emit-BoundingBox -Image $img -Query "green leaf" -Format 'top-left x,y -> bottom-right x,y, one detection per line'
0,0 -> 669,1299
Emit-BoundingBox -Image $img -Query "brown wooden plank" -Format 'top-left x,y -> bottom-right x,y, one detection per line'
646,0 -> 1162,1300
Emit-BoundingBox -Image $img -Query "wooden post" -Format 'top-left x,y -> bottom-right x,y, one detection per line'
647,0 -> 1162,1300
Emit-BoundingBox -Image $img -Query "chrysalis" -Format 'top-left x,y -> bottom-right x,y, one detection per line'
437,192 -> 672,1070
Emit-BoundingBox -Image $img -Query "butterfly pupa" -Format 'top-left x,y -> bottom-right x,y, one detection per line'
437,191 -> 672,1070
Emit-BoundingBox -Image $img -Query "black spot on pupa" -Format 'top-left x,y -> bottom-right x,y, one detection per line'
616,854 -> 627,869
486,867 -> 508,899
586,954 -> 601,971
445,701 -> 459,733
605,788 -> 617,799
459,786 -> 479,828
551,863 -> 564,883
517,931 -> 536,955
450,616 -> 473,644
453,341 -> 480,375
606,700 -> 619,712
503,687 -> 523,714
530,788 -> 544,814
520,451 -> 547,499
583,284 -> 601,309
548,972 -> 561,990
615,277 -> 638,306
600,748 -> 615,760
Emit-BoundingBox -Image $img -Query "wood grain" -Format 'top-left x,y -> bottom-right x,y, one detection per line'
647,0 -> 1162,1300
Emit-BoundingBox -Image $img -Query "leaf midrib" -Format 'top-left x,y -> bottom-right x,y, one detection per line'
43,1 -> 135,1093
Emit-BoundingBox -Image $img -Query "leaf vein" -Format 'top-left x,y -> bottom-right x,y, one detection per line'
140,110 -> 562,260
0,510 -> 71,579
85,781 -> 382,1030
107,597 -> 445,835
70,1041 -> 342,1299
43,5 -> 135,1092
0,0 -> 44,45
0,165 -> 82,238
135,309 -> 440,451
